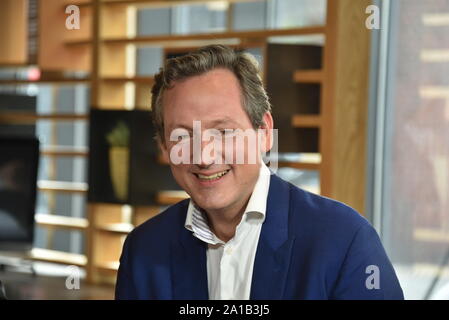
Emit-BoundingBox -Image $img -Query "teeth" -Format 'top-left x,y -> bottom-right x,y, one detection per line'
198,170 -> 229,180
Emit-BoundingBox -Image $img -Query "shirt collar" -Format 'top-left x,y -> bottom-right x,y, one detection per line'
184,162 -> 271,245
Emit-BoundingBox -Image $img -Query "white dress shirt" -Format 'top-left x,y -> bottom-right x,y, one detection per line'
184,162 -> 271,300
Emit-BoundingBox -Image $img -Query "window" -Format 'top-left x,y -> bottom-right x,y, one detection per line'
369,0 -> 449,299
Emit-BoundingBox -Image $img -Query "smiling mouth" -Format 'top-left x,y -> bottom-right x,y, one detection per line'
194,169 -> 230,182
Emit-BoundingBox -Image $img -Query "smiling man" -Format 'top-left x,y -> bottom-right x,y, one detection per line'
115,45 -> 403,300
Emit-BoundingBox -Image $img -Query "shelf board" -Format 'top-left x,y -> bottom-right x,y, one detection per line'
95,261 -> 119,273
37,180 -> 88,194
0,78 -> 90,84
64,38 -> 92,46
291,115 -> 322,128
41,145 -> 89,157
64,1 -> 92,8
101,0 -> 264,7
35,213 -> 89,231
0,112 -> 88,124
63,37 -> 92,46
277,161 -> 320,171
293,70 -> 323,83
156,190 -> 189,205
95,26 -> 325,46
29,248 -> 87,267
95,223 -> 134,234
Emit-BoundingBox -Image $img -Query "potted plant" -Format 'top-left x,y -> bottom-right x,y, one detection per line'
106,121 -> 130,201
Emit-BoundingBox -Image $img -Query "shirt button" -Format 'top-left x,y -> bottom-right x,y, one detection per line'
225,247 -> 233,255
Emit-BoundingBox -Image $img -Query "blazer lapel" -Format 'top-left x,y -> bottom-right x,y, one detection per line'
171,225 -> 209,299
250,174 -> 296,300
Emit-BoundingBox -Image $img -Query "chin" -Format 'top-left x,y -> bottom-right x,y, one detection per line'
192,194 -> 231,211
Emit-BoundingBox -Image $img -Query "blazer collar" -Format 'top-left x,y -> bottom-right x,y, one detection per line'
250,174 -> 296,300
171,209 -> 209,299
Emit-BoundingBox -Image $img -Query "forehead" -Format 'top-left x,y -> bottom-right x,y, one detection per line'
162,68 -> 250,129
164,68 -> 241,101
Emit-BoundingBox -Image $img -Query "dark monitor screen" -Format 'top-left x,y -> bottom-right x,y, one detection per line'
0,137 -> 39,247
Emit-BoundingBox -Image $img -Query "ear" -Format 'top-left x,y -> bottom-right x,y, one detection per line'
259,112 -> 274,153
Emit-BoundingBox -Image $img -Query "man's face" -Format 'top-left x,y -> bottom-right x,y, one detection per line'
161,68 -> 271,212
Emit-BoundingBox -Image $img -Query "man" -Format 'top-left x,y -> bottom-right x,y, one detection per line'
115,45 -> 403,300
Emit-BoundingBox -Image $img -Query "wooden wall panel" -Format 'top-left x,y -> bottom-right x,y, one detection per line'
38,0 -> 91,71
0,0 -> 28,65
324,0 -> 372,214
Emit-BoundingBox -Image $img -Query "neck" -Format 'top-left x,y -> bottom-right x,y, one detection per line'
204,187 -> 255,243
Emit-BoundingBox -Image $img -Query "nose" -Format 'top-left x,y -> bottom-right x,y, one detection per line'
199,139 -> 215,167
192,133 -> 221,166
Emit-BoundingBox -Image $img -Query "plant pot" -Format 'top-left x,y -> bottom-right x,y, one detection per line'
109,146 -> 129,201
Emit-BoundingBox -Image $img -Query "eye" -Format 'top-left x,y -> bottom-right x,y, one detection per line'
178,134 -> 190,141
221,129 -> 236,137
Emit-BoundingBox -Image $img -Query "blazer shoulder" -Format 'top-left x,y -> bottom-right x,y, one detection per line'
280,176 -> 371,233
127,198 -> 189,244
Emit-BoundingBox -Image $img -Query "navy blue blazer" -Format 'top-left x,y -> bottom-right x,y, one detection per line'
115,174 -> 403,300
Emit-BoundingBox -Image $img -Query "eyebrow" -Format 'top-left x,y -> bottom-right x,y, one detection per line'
170,117 -> 239,131
208,117 -> 239,127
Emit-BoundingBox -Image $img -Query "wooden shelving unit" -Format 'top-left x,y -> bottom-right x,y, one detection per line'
0,0 -> 372,284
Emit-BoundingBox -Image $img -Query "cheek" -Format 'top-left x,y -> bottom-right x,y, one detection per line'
169,165 -> 190,186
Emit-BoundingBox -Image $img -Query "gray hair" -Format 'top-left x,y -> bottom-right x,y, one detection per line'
151,45 -> 271,143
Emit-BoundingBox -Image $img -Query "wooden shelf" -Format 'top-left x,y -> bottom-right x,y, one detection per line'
35,214 -> 89,231
0,78 -> 90,85
277,161 -> 320,171
63,38 -> 92,46
100,0 -> 264,6
293,70 -> 323,83
92,105 -> 150,110
37,180 -> 88,193
0,113 -> 88,124
95,223 -> 134,234
95,261 -> 119,273
41,146 -> 89,157
64,0 -> 92,8
156,190 -> 189,205
29,248 -> 87,267
291,115 -> 322,128
89,26 -> 325,46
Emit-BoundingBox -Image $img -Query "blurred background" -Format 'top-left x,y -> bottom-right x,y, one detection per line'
0,0 -> 448,300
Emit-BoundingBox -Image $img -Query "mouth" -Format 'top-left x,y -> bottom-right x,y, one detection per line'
193,169 -> 231,184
